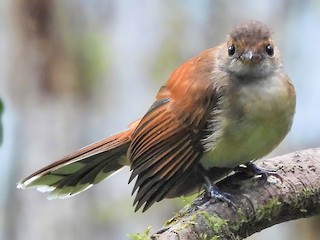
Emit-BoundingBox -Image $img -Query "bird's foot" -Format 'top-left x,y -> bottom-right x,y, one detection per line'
198,165 -> 237,211
204,183 -> 237,211
235,162 -> 282,183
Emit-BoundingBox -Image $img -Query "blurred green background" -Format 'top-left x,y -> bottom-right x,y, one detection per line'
0,1 -> 319,240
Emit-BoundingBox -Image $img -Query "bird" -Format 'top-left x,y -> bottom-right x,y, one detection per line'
17,20 -> 296,212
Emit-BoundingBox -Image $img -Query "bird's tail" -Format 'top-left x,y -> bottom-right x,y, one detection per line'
17,125 -> 136,199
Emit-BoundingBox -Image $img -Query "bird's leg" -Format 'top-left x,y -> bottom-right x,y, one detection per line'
235,162 -> 282,182
198,165 -> 237,210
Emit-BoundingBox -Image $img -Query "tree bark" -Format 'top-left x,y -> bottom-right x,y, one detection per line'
151,148 -> 320,240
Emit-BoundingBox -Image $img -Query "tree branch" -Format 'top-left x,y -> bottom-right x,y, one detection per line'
151,148 -> 320,240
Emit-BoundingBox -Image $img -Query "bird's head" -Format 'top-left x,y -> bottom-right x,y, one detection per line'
223,20 -> 281,79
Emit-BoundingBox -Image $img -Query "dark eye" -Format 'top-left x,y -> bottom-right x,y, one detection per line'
228,44 -> 235,56
266,44 -> 274,56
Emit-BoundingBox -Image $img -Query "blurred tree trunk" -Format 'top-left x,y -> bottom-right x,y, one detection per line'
5,1 -> 98,239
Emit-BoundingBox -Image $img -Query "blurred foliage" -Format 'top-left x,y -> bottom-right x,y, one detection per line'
152,40 -> 185,83
151,12 -> 186,84
0,98 -> 3,145
71,32 -> 111,91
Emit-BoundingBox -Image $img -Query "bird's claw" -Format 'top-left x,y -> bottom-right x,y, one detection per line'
236,162 -> 283,182
198,165 -> 237,211
204,185 -> 237,211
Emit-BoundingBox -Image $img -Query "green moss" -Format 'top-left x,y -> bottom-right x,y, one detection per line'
210,237 -> 223,240
128,234 -> 150,240
198,211 -> 228,232
300,188 -> 314,198
255,198 -> 281,222
198,233 -> 223,240
164,211 -> 228,239
163,206 -> 193,227
128,226 -> 151,240
193,211 -> 229,239
294,188 -> 315,210
231,207 -> 249,231
199,232 -> 208,239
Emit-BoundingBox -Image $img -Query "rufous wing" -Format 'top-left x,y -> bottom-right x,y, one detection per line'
128,99 -> 204,212
128,49 -> 220,211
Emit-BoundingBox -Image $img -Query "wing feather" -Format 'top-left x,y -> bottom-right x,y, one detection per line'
128,101 -> 205,211
131,134 -> 188,194
134,146 -> 200,212
128,49 -> 224,211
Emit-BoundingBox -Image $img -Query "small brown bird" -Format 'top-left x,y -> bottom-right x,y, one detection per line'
17,20 -> 296,212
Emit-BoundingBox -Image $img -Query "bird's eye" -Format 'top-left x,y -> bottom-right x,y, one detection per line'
266,44 -> 274,56
228,44 -> 235,56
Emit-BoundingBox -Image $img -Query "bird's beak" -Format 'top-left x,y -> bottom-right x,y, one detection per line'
240,51 -> 261,63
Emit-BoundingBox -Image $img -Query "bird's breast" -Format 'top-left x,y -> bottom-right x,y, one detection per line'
200,74 -> 295,168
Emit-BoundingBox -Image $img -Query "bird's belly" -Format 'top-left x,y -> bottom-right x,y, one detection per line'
200,116 -> 290,169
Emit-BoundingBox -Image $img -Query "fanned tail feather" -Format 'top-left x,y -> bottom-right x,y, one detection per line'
17,128 -> 133,199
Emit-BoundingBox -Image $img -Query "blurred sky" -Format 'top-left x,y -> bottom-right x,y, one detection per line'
0,1 -> 320,240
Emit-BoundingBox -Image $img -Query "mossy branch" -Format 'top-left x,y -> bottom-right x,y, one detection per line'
150,148 -> 320,240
